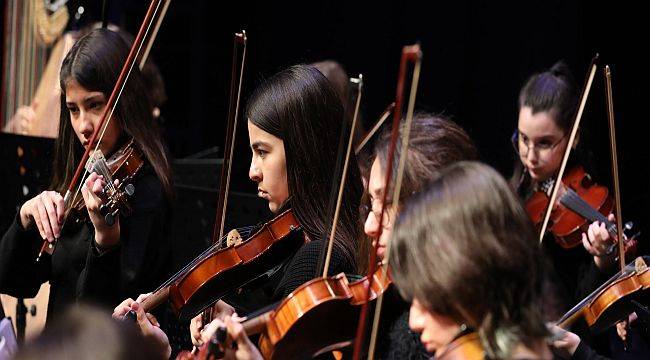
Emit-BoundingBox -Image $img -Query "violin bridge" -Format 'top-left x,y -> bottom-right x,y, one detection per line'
226,229 -> 243,247
635,257 -> 648,272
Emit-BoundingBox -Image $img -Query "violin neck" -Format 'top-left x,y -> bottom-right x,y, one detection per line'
559,188 -> 616,235
141,287 -> 169,313
242,311 -> 272,336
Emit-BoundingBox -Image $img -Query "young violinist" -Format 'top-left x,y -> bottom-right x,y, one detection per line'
0,29 -> 174,319
512,62 -> 622,306
181,114 -> 480,359
391,161 -> 552,359
512,62 -> 648,356
362,114 -> 478,358
113,64 -> 364,351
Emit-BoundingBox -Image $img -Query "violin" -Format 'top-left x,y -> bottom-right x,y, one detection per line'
257,267 -> 392,359
525,165 -> 635,249
68,139 -> 144,226
178,266 -> 392,360
557,256 -> 650,333
136,209 -> 303,321
435,332 -> 485,360
38,139 -> 145,259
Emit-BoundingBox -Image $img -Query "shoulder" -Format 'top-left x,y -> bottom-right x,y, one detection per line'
130,169 -> 168,213
289,240 -> 354,276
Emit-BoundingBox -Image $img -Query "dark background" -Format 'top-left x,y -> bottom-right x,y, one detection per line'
2,0 -> 648,250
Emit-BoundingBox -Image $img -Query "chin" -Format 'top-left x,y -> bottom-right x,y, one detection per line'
268,202 -> 278,213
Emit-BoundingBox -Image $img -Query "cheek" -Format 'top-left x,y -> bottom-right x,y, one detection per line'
379,227 -> 391,245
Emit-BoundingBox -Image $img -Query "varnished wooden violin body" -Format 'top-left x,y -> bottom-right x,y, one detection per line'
558,256 -> 650,333
526,166 -> 614,249
179,266 -> 392,360
138,209 -> 303,321
436,332 -> 485,360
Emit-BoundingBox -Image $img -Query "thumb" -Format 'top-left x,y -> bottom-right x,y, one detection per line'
227,317 -> 250,347
130,302 -> 147,327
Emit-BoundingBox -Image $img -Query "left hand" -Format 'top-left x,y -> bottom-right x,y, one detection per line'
582,214 -> 616,257
200,315 -> 262,360
112,298 -> 171,359
549,325 -> 581,359
80,172 -> 120,248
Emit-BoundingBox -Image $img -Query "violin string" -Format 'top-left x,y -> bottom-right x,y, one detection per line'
562,190 -> 603,222
153,225 -> 257,291
562,189 -> 613,232
95,155 -> 117,193
558,263 -> 631,325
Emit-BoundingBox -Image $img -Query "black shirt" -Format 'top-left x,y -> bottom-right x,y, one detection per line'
0,170 -> 173,321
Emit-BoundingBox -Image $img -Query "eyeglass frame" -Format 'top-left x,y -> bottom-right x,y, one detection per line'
511,130 -> 568,157
360,193 -> 395,229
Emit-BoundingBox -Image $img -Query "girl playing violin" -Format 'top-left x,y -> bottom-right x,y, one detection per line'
512,62 -> 622,307
113,64 -> 364,351
511,62 -> 650,356
0,28 -> 174,319
362,113 -> 478,358
391,161 -> 552,359
183,114 -> 480,359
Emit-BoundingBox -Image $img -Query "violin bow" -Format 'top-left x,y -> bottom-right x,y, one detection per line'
352,44 -> 422,360
537,54 -> 599,244
37,0 -> 170,260
201,30 -> 247,331
321,74 -> 364,277
604,65 -> 626,271
354,102 -> 395,155
212,30 -> 248,244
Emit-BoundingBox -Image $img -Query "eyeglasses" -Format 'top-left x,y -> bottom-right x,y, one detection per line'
360,194 -> 394,228
511,130 -> 567,157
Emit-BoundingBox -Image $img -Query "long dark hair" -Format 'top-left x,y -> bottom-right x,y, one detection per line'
391,162 -> 549,359
51,29 -> 172,197
246,64 -> 363,269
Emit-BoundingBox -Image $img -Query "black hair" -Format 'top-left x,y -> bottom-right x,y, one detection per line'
246,64 -> 363,269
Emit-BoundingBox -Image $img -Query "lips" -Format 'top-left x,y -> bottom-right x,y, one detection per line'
376,245 -> 386,260
257,189 -> 269,200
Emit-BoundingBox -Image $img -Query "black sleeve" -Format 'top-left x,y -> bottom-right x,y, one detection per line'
571,340 -> 611,360
273,240 -> 354,299
0,213 -> 50,298
575,259 -> 611,303
77,173 -> 172,308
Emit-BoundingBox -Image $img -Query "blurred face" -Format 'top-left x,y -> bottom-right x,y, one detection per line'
516,106 -> 568,182
364,158 -> 398,260
248,120 -> 289,213
66,80 -> 121,155
409,298 -> 462,354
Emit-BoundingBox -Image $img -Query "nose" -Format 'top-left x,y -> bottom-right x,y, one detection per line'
526,146 -> 538,164
364,212 -> 379,239
249,158 -> 262,182
408,303 -> 424,332
79,111 -> 94,139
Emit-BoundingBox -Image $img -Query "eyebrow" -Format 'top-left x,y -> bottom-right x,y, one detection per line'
66,94 -> 105,106
370,186 -> 383,200
518,129 -> 559,141
84,94 -> 105,102
251,141 -> 271,149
